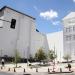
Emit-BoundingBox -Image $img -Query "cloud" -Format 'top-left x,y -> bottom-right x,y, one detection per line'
51,21 -> 61,25
73,0 -> 75,2
40,10 -> 58,20
33,6 -> 38,11
33,6 -> 40,13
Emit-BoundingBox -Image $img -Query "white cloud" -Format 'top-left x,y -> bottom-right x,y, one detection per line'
52,21 -> 60,25
33,6 -> 40,13
33,6 -> 38,11
40,10 -> 58,20
73,0 -> 75,2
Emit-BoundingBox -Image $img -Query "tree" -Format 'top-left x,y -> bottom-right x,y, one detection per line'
63,54 -> 71,62
14,50 -> 21,67
34,48 -> 47,62
48,50 -> 57,62
29,54 -> 34,62
35,53 -> 38,61
48,50 -> 57,72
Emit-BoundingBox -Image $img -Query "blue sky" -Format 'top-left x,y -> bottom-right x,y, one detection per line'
0,0 -> 75,34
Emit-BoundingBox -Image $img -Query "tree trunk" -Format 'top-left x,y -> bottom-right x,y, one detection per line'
67,59 -> 68,63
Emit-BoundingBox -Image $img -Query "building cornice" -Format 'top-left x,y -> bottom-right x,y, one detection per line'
0,6 -> 35,20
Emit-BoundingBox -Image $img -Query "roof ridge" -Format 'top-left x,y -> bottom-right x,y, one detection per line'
0,6 -> 35,20
62,12 -> 75,20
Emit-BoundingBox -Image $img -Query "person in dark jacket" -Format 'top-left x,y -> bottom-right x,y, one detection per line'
68,63 -> 71,71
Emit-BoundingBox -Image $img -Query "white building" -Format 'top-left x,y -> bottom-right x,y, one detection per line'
62,12 -> 75,61
47,31 -> 63,61
31,31 -> 49,57
47,12 -> 75,61
0,6 -> 49,59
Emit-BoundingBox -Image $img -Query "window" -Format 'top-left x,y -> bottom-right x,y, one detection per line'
74,49 -> 75,55
73,35 -> 75,40
65,27 -> 71,32
36,29 -> 39,32
73,25 -> 75,31
10,19 -> 16,29
65,35 -> 71,41
0,20 -> 3,28
0,10 -> 4,28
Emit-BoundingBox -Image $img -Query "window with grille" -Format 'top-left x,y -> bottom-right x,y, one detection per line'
65,27 -> 71,32
73,25 -> 75,31
65,35 -> 71,41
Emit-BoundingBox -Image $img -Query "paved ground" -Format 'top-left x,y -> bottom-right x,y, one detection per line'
0,72 -> 14,75
0,72 -> 75,75
0,62 -> 75,75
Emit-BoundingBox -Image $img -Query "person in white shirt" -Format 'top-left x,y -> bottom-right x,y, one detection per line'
1,59 -> 5,67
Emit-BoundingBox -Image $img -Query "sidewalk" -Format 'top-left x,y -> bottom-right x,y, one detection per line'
0,63 -> 74,74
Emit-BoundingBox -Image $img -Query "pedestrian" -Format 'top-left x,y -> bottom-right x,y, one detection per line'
48,68 -> 50,73
68,63 -> 71,71
1,59 -> 5,67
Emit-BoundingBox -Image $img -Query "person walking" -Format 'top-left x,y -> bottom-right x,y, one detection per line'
68,63 -> 71,71
1,59 -> 5,67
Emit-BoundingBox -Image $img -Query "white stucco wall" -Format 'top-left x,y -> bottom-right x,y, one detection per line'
30,20 -> 49,57
62,12 -> 75,60
47,31 -> 63,61
16,15 -> 33,58
31,31 -> 49,57
0,7 -> 33,58
0,6 -> 49,59
0,8 -> 19,57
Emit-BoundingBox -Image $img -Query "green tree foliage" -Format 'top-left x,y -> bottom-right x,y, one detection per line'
35,53 -> 38,60
48,50 -> 57,72
14,50 -> 21,67
63,54 -> 71,62
35,48 -> 47,61
29,54 -> 34,62
48,50 -> 57,62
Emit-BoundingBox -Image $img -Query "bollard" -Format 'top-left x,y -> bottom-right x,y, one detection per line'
24,68 -> 25,72
60,68 -> 62,72
36,68 -> 38,72
14,68 -> 16,72
48,68 -> 50,73
1,66 -> 2,69
8,68 -> 10,71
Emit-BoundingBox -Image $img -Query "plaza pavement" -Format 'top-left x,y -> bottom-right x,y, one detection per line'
0,62 -> 75,74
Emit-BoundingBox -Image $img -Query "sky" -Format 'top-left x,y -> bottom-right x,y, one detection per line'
0,0 -> 75,34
